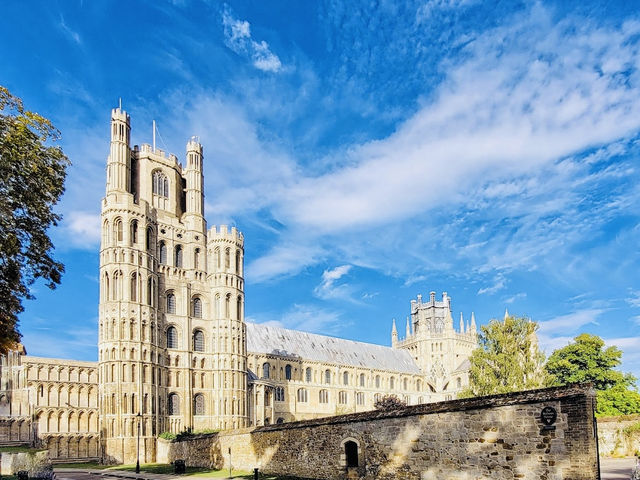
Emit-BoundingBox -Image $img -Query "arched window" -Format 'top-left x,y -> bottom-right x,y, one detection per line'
130,273 -> 137,302
167,327 -> 178,349
338,391 -> 347,404
324,369 -> 331,384
276,417 -> 284,424
344,440 -> 359,467
359,373 -> 365,387
175,245 -> 182,268
193,394 -> 205,415
390,377 -> 395,389
225,248 -> 230,269
168,393 -> 179,415
375,375 -> 381,388
417,380 -> 422,391
214,248 -> 220,269
305,367 -> 312,383
356,392 -> 365,405
147,277 -> 154,306
237,296 -> 242,321
262,363 -> 270,379
194,248 -> 200,270
166,292 -> 176,314
130,220 -> 138,245
343,371 -> 349,386
297,388 -> 308,403
159,241 -> 169,264
235,250 -> 241,273
152,171 -> 169,198
275,387 -> 285,402
403,378 -> 408,390
193,330 -> 204,352
319,389 -> 328,403
114,218 -> 123,243
285,365 -> 292,380
192,297 -> 202,318
146,227 -> 153,250
225,294 -> 230,318
457,377 -> 462,389
264,391 -> 271,406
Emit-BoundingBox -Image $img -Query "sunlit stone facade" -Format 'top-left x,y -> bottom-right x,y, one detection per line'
0,108 -> 477,463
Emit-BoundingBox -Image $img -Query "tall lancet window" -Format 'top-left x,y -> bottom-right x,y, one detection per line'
152,171 -> 169,198
166,292 -> 176,314
159,242 -> 167,264
175,245 -> 183,268
130,273 -> 137,302
192,297 -> 202,318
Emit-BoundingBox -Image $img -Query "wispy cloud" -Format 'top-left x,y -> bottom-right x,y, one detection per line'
627,289 -> 640,308
477,274 -> 506,295
63,211 -> 101,249
222,6 -> 282,73
59,14 -> 81,45
314,265 -> 354,301
250,303 -> 345,335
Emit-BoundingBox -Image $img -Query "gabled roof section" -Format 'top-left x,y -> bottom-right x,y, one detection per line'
246,322 -> 421,374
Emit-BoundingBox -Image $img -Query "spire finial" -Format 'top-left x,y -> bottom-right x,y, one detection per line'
119,97 -> 122,110
459,312 -> 464,333
470,312 -> 477,331
504,308 -> 510,320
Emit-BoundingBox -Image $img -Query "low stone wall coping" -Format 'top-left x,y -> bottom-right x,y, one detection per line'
244,383 -> 593,434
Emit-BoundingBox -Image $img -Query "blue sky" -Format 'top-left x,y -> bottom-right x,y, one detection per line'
2,0 -> 639,381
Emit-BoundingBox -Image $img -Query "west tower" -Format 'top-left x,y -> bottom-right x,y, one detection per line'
98,108 -> 247,463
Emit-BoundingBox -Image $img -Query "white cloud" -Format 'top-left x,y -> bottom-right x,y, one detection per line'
626,290 -> 640,308
538,309 -> 604,336
59,14 -> 81,45
504,293 -> 527,304
477,275 -> 506,295
313,265 -> 354,301
222,7 -> 282,73
252,304 -> 345,336
63,211 -> 101,249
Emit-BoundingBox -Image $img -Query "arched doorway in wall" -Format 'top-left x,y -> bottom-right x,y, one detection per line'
344,441 -> 358,467
340,437 -> 361,470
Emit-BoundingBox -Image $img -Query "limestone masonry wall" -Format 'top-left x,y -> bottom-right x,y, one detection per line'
158,384 -> 598,480
597,414 -> 640,457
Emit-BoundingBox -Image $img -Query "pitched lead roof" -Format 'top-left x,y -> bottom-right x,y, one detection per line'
246,322 -> 421,374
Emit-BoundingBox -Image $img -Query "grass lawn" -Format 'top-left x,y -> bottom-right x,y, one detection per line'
54,462 -> 104,469
54,462 -> 318,479
105,464 -> 251,477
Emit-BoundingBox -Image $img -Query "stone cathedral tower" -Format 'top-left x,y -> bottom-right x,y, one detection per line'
98,107 -> 248,464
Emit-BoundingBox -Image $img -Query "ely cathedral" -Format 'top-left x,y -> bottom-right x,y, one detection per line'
0,108 -> 477,464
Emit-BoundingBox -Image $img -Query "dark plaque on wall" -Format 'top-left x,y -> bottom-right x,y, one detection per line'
540,406 -> 557,430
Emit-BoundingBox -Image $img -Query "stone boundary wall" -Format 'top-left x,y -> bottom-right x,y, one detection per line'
158,384 -> 599,480
597,414 -> 640,457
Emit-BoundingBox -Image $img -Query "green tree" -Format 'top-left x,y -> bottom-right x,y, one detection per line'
596,385 -> 640,416
459,315 -> 547,398
545,333 -> 631,390
545,333 -> 639,416
0,86 -> 69,353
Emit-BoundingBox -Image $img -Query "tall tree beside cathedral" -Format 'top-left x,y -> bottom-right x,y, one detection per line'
459,315 -> 547,397
0,86 -> 69,353
545,333 -> 640,415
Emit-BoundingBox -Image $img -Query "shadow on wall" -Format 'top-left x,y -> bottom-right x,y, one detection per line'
242,385 -> 598,480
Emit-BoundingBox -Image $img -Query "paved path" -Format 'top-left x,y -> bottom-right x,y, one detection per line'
600,457 -> 637,480
55,458 -> 639,480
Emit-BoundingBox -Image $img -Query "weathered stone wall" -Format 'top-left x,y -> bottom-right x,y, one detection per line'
597,415 -> 640,457
0,451 -> 53,479
158,385 -> 599,480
